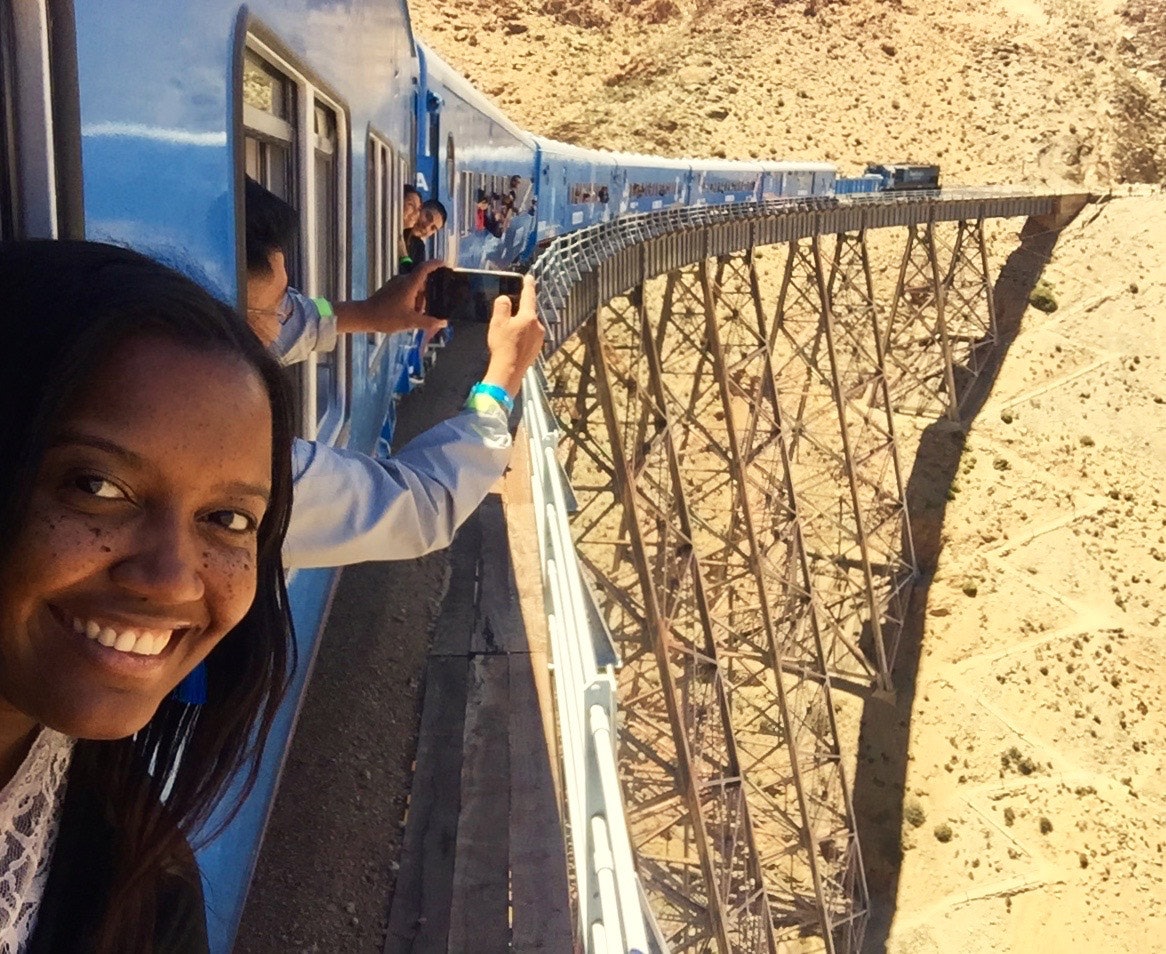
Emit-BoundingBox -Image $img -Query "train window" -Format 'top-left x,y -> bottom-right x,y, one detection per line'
570,181 -> 602,204
0,0 -> 78,239
242,52 -> 296,206
367,129 -> 405,370
242,35 -> 350,444
312,101 -> 345,431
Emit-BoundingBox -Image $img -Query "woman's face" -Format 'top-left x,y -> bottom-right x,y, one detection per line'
403,193 -> 422,231
0,334 -> 273,740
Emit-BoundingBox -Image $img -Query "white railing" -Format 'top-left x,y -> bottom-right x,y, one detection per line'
523,362 -> 662,954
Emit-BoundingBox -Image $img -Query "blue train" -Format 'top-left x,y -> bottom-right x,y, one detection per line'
0,1 -> 935,948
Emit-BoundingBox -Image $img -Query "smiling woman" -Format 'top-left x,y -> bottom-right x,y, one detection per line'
0,241 -> 295,952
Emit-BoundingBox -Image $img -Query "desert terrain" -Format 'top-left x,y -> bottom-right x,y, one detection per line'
410,1 -> 1165,951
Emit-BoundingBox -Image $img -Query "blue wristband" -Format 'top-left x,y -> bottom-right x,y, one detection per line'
469,381 -> 514,414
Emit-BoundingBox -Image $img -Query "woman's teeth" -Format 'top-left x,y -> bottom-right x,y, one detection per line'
72,618 -> 173,656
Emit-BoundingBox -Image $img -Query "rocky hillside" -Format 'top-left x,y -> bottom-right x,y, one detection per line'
413,0 -> 1166,188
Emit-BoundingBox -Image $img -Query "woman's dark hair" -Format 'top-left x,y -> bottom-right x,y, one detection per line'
0,240 -> 296,951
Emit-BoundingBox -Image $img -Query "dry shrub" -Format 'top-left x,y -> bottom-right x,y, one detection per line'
641,0 -> 682,24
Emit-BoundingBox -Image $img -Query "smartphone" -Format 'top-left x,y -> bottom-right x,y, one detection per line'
426,267 -> 523,324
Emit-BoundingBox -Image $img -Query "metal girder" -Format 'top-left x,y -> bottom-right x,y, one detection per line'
880,220 -> 960,420
540,211 -> 1017,953
935,218 -> 999,415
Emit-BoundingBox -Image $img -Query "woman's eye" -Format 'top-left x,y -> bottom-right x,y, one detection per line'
209,510 -> 257,533
74,475 -> 125,500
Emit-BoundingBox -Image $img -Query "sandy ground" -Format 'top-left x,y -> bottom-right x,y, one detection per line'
853,194 -> 1166,954
407,1 -> 1166,951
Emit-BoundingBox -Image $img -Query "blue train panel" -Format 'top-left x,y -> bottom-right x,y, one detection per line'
763,161 -> 838,198
836,174 -> 884,195
535,137 -> 620,239
692,159 -> 764,205
613,152 -> 691,214
416,43 -> 539,269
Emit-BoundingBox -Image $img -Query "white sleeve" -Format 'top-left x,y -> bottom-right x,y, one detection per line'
283,405 -> 512,569
268,288 -> 339,368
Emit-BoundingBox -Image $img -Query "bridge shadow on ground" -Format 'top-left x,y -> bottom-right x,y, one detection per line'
853,214 -> 1074,954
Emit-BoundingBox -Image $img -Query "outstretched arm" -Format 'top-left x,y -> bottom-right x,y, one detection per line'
284,407 -> 511,568
268,260 -> 448,368
333,259 -> 447,340
282,275 -> 545,569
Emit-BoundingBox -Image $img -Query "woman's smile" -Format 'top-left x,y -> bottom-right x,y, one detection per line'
46,602 -> 193,669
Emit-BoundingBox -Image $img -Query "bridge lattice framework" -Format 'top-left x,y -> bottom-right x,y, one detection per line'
531,193 -> 1060,953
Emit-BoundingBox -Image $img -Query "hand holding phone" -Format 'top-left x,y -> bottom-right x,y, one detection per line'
482,274 -> 545,398
425,267 -> 524,324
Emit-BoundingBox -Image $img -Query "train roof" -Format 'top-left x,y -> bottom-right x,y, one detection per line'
764,160 -> 837,173
688,157 -> 766,174
417,41 -> 534,146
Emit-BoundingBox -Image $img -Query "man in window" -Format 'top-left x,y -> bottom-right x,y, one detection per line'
244,177 -> 544,568
400,198 -> 447,273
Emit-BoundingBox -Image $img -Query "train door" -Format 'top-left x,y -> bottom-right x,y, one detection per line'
0,0 -> 81,240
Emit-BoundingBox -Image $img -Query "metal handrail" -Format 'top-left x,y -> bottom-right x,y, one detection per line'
529,188 -> 1059,352
523,364 -> 654,953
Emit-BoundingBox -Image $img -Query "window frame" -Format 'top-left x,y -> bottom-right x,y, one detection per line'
0,0 -> 20,239
0,0 -> 81,240
239,24 -> 352,446
366,127 -> 407,375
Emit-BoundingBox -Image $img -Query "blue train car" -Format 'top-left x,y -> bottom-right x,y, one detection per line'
762,160 -> 838,198
836,173 -> 885,195
692,158 -> 764,205
613,152 -> 692,214
416,43 -> 538,269
535,137 -> 621,239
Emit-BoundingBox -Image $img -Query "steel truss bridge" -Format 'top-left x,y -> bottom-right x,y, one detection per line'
518,189 -> 1086,954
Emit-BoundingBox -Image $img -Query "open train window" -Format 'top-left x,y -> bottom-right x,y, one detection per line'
240,31 -> 350,445
367,129 -> 406,370
0,0 -> 80,239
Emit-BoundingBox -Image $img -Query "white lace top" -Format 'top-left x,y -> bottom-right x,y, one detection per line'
0,728 -> 74,951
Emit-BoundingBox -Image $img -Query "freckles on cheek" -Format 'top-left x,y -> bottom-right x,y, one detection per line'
24,505 -> 114,574
213,548 -> 261,622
